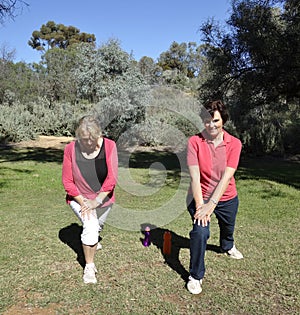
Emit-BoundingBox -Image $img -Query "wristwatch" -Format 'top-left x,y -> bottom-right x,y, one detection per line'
96,196 -> 103,206
210,198 -> 218,205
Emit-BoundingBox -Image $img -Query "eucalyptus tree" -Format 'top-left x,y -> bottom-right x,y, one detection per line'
158,41 -> 189,74
41,47 -> 77,104
138,56 -> 162,84
73,39 -> 150,141
0,43 -> 15,103
198,0 -> 300,154
0,43 -> 40,104
158,41 -> 203,78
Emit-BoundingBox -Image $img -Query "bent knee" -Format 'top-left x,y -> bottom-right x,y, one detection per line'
190,225 -> 210,240
81,221 -> 99,245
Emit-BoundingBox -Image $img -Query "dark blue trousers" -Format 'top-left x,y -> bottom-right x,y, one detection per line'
187,196 -> 239,280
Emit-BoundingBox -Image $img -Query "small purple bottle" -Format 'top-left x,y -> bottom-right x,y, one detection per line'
142,226 -> 151,247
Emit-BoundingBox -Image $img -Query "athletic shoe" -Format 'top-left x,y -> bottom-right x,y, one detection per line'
83,265 -> 97,284
227,245 -> 243,259
187,276 -> 202,294
97,242 -> 102,250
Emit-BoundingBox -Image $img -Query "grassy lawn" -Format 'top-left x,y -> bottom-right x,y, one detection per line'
0,145 -> 299,314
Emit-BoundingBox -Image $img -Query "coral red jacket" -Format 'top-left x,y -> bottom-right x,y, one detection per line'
62,138 -> 118,207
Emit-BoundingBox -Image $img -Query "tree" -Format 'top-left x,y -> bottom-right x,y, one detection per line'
200,0 -> 300,102
138,56 -> 162,84
73,39 -> 149,140
41,47 -> 77,104
0,0 -> 28,24
28,21 -> 96,51
158,41 -> 203,78
0,42 -> 15,60
198,0 -> 300,154
0,43 -> 15,103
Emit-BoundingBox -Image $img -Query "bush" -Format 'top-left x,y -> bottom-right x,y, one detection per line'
0,103 -> 37,142
0,99 -> 92,143
283,120 -> 300,155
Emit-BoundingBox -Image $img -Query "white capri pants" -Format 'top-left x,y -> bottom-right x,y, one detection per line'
69,200 -> 112,246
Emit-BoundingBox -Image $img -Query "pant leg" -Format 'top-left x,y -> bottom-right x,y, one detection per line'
69,200 -> 100,246
187,199 -> 210,280
214,196 -> 239,252
96,205 -> 112,232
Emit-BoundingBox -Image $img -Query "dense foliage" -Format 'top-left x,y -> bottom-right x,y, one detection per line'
28,21 -> 96,51
0,0 -> 299,156
199,0 -> 300,154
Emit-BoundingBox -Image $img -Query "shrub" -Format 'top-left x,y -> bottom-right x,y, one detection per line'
0,99 -> 92,143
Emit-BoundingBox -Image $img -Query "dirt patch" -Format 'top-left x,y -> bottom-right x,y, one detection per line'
13,136 -> 75,150
3,304 -> 59,315
11,136 -> 182,153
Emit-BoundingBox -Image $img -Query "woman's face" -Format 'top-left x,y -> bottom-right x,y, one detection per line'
204,110 -> 223,139
79,131 -> 99,153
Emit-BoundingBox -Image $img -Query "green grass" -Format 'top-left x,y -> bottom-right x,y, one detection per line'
0,146 -> 299,314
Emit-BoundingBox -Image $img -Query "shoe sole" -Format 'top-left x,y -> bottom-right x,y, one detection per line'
187,283 -> 202,294
228,254 -> 243,259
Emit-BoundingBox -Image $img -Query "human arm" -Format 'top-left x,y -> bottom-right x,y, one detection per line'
193,166 -> 237,226
188,165 -> 204,209
62,142 -> 91,217
85,139 -> 118,209
187,136 -> 207,224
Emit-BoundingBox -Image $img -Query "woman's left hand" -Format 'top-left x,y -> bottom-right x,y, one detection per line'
84,198 -> 99,210
194,203 -> 214,227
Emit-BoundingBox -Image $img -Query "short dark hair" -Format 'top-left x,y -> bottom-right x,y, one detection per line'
200,100 -> 229,124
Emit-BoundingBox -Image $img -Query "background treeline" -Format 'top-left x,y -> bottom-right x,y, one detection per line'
0,0 -> 299,156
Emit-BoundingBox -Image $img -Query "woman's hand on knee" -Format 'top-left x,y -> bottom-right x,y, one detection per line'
194,204 -> 213,227
85,198 -> 99,210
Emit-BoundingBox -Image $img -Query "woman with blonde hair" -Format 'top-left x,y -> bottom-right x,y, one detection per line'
62,115 -> 118,284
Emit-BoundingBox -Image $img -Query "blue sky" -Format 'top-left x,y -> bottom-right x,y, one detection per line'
0,0 -> 231,63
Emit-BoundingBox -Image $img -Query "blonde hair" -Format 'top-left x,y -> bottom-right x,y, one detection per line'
75,115 -> 102,140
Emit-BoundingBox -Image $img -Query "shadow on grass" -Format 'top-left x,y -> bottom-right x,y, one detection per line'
2,146 -> 298,190
119,148 -> 188,177
122,149 -> 184,171
0,145 -> 64,164
118,148 -> 186,189
58,223 -> 85,269
140,224 -> 220,283
238,157 -> 300,190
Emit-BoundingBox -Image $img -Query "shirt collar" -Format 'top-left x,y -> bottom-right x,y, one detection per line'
199,129 -> 231,143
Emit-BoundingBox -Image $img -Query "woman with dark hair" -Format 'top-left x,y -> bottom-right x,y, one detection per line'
186,100 -> 243,294
62,115 -> 118,284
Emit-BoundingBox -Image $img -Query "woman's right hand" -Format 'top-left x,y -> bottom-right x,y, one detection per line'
194,203 -> 214,227
80,200 -> 91,219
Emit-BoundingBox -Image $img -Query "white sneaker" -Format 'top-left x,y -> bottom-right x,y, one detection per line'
96,242 -> 102,250
83,265 -> 97,284
187,276 -> 202,294
227,245 -> 243,259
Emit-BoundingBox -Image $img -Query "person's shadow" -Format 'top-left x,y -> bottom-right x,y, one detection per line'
58,223 -> 85,268
140,223 -> 221,283
140,223 -> 190,282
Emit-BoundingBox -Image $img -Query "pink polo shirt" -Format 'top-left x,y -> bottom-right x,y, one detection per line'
187,130 -> 242,201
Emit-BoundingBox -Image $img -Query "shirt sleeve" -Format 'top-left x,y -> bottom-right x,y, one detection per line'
187,136 -> 199,166
100,140 -> 118,193
62,142 -> 80,197
227,137 -> 242,169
